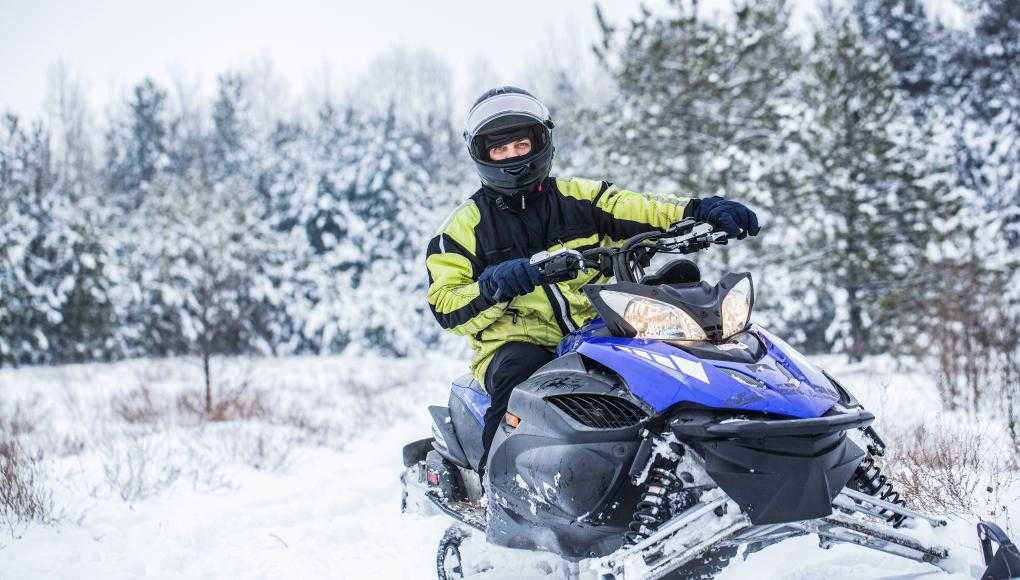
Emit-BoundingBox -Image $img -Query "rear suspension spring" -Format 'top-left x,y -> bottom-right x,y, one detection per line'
626,466 -> 682,544
852,456 -> 907,528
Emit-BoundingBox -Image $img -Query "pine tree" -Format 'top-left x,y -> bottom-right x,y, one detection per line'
0,114 -> 43,365
775,10 -> 958,361
0,113 -> 117,366
594,0 -> 799,193
310,104 -> 442,355
853,0 -> 947,100
921,0 -> 1019,419
593,0 -> 804,342
948,0 -> 1019,241
104,78 -> 173,211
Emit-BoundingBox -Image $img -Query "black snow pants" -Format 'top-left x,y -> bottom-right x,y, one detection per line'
480,341 -> 555,471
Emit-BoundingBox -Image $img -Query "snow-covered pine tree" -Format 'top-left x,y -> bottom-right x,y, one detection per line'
40,68 -> 120,363
593,0 -> 798,193
852,0 -> 948,101
921,0 -> 1019,420
775,9 -> 958,361
593,0 -> 804,342
286,51 -> 461,356
103,78 -> 173,212
948,0 -> 1018,244
323,103 -> 440,355
0,111 -> 117,366
127,72 -> 295,406
101,79 -> 185,357
0,114 -> 48,366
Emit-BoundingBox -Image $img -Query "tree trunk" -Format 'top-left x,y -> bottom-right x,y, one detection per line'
203,351 -> 212,416
847,284 -> 866,362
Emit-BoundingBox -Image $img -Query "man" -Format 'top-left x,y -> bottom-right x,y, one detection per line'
425,86 -> 760,469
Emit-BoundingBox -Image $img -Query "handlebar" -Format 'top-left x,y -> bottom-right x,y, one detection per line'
529,219 -> 730,284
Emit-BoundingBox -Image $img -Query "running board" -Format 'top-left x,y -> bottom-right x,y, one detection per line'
795,511 -> 950,566
581,494 -> 751,580
425,490 -> 487,533
836,488 -> 948,528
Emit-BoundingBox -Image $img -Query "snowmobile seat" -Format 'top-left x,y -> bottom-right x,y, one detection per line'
449,374 -> 489,471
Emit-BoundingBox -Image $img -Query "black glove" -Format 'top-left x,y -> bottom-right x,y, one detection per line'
685,196 -> 761,239
478,258 -> 543,302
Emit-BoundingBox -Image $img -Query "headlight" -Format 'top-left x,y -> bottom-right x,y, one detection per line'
601,291 -> 707,341
720,277 -> 752,339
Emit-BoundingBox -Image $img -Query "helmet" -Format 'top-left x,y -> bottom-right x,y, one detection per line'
464,86 -> 555,196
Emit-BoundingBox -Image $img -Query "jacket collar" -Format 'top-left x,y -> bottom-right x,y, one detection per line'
480,178 -> 550,212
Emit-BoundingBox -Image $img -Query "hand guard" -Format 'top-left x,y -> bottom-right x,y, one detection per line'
530,250 -> 584,284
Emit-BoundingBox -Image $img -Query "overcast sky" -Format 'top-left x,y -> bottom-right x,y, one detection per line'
0,0 -> 662,120
1,0 -> 968,122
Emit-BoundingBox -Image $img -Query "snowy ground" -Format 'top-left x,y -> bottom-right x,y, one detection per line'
0,353 -> 1016,579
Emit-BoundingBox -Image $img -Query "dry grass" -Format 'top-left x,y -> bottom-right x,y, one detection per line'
0,395 -> 42,437
175,381 -> 269,422
93,365 -> 349,502
883,420 -> 1018,518
98,435 -> 185,501
0,440 -> 56,534
112,384 -> 164,424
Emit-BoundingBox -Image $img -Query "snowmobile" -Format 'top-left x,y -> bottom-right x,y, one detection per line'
401,218 -> 1020,579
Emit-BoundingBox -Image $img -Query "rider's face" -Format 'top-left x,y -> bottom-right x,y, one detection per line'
488,138 -> 532,161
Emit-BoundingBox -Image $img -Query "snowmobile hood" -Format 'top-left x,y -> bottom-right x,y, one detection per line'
575,325 -> 839,419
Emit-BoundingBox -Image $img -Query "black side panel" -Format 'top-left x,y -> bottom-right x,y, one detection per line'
695,432 -> 865,525
428,405 -> 470,469
448,394 -> 484,471
485,356 -> 644,558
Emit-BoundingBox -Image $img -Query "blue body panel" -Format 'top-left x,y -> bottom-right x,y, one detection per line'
575,327 -> 838,419
556,318 -> 607,356
450,321 -> 839,421
450,374 -> 490,426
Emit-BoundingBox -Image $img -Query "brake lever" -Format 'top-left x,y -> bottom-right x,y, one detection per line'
666,223 -> 715,249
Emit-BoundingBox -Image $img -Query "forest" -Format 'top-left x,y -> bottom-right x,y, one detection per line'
1,0 -> 1017,433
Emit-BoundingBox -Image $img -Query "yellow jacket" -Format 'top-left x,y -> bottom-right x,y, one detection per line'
425,177 -> 690,384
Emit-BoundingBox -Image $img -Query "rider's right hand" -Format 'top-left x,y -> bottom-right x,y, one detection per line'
684,196 -> 761,239
478,258 -> 543,302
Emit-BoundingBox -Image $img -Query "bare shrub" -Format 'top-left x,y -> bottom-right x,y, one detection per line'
0,394 -> 43,437
53,435 -> 86,458
112,384 -> 164,424
222,426 -> 296,472
0,440 -> 56,532
269,402 -> 344,448
346,373 -> 416,429
883,421 -> 1017,517
98,436 -> 183,501
177,380 -> 268,422
925,258 -> 1020,446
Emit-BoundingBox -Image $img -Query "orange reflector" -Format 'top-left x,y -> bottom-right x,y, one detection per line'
505,412 -> 521,428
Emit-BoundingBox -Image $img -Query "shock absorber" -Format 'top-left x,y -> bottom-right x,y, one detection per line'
626,466 -> 683,544
851,455 -> 907,528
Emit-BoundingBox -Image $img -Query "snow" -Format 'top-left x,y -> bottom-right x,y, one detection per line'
1,353 -> 1017,579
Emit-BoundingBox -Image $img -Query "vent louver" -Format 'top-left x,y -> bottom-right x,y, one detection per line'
547,394 -> 646,429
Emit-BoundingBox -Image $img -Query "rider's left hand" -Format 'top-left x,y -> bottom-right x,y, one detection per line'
685,196 -> 761,239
